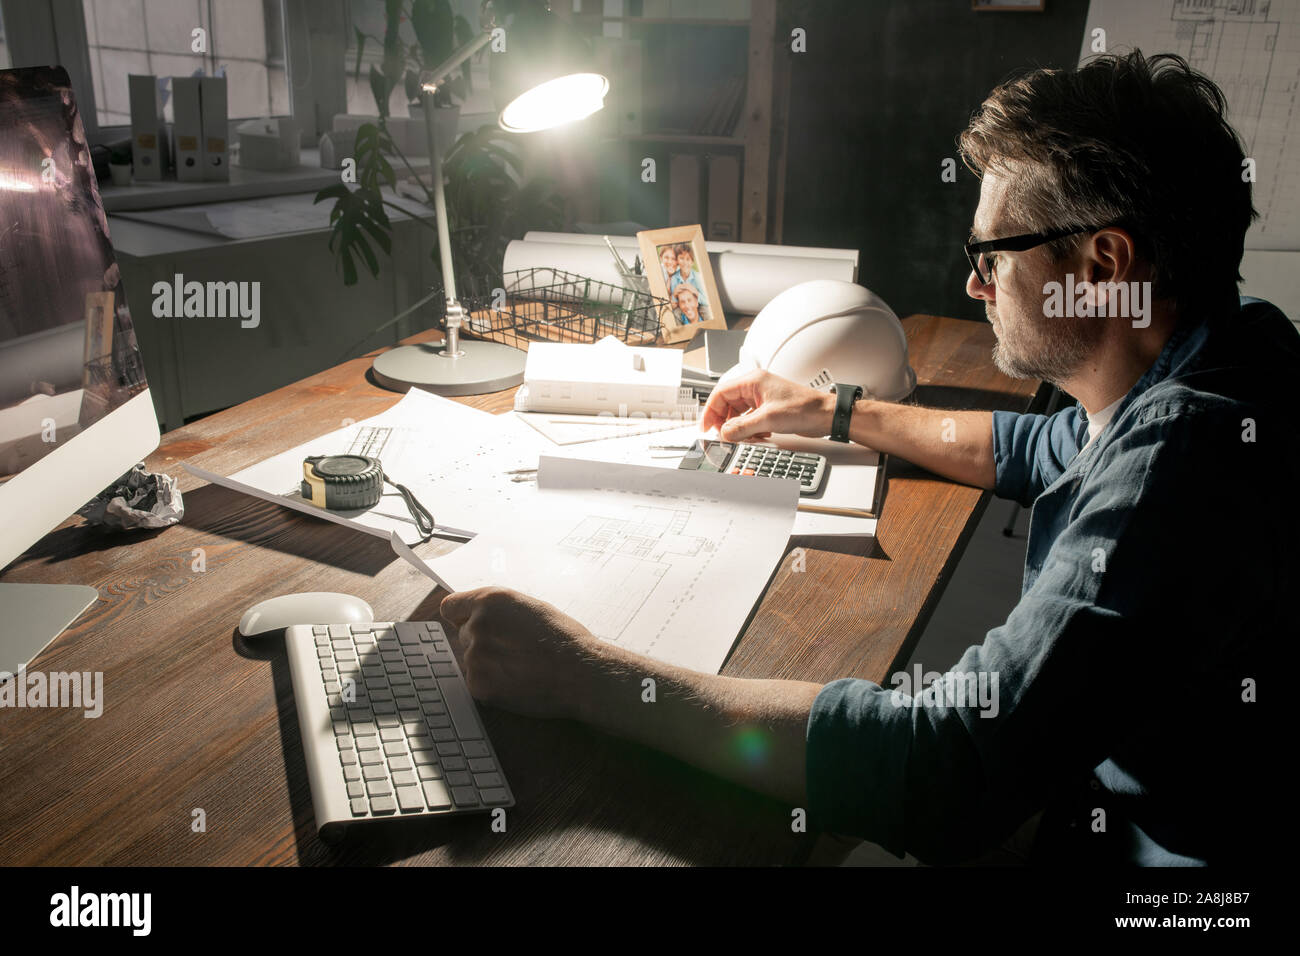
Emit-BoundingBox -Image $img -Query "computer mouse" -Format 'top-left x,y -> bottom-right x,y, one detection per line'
238,592 -> 374,637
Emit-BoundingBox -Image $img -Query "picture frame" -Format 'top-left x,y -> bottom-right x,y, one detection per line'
636,225 -> 727,344
81,291 -> 116,388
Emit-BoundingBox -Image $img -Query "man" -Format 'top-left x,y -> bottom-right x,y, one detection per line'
672,283 -> 706,324
441,52 -> 1292,864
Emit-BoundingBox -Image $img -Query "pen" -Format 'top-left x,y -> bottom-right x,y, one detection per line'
797,502 -> 877,519
648,444 -> 692,451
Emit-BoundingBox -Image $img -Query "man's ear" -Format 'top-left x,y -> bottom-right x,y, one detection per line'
1085,227 -> 1138,285
1075,227 -> 1141,318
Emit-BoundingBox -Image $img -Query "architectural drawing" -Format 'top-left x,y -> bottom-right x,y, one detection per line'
1083,0 -> 1300,248
555,506 -> 718,644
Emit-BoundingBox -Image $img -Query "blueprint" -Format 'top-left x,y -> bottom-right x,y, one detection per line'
185,388 -> 549,545
1081,0 -> 1300,249
397,456 -> 799,673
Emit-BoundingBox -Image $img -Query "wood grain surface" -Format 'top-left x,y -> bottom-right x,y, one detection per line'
0,314 -> 1039,866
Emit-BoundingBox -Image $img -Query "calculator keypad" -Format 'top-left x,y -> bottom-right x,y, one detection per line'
727,443 -> 826,495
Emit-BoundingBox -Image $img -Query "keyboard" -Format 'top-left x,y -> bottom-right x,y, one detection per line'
285,620 -> 513,832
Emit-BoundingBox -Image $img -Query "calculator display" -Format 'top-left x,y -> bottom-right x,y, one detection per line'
696,440 -> 735,472
677,439 -> 828,496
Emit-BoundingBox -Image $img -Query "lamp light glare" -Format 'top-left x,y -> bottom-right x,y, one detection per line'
0,168 -> 38,192
498,73 -> 609,133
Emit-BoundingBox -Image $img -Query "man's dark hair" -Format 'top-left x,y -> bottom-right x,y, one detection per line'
959,50 -> 1256,319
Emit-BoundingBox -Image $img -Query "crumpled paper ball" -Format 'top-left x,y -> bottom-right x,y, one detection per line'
78,463 -> 185,530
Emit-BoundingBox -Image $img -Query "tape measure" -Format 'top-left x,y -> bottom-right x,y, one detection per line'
300,455 -> 383,510
300,453 -> 438,538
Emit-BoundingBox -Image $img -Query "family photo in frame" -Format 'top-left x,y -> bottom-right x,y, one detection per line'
637,225 -> 727,343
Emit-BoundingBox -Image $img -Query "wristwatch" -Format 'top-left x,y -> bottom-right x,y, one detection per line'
830,384 -> 863,443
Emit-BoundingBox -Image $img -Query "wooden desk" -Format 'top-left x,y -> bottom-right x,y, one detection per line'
0,315 -> 1039,866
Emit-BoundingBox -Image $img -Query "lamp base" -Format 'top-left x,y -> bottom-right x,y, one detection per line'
371,341 -> 526,396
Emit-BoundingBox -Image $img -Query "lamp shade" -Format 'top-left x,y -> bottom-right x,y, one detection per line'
498,72 -> 609,133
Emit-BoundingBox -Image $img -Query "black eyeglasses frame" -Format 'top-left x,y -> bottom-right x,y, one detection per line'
964,224 -> 1110,285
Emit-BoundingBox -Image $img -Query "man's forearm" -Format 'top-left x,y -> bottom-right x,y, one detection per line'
571,641 -> 823,808
848,400 -> 996,489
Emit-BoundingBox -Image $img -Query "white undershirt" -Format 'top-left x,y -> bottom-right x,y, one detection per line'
1083,396 -> 1123,449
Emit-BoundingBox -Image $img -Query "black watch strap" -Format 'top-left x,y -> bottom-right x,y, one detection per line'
830,384 -> 863,443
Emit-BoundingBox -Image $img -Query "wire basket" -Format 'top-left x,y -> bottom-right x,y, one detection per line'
442,268 -> 675,349
83,350 -> 147,394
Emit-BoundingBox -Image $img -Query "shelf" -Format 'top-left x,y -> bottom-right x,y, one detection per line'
572,15 -> 751,27
615,133 -> 745,146
99,148 -> 432,213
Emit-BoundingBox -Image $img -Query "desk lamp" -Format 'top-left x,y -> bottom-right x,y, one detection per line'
371,3 -> 609,395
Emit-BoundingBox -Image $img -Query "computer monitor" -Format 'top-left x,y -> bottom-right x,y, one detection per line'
0,66 -> 160,676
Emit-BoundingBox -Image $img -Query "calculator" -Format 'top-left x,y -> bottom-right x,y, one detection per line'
677,439 -> 828,495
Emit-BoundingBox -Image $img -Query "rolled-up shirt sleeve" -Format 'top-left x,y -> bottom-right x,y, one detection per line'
992,406 -> 1085,507
806,409 -> 1263,863
805,592 -> 1128,863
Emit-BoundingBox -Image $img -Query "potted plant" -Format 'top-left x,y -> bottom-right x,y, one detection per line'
354,0 -> 474,154
108,142 -> 132,186
316,0 -> 575,291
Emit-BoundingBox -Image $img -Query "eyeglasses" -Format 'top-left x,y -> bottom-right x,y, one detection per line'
965,225 -> 1103,286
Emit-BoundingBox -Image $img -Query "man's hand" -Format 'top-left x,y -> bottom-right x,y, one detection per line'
441,584 -> 820,807
440,586 -> 603,722
700,369 -> 835,442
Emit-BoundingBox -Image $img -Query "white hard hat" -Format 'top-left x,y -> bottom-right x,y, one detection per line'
725,280 -> 916,401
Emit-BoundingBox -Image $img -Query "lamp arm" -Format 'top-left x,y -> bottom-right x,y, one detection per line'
420,29 -> 494,93
418,24 -> 496,361
422,86 -> 461,355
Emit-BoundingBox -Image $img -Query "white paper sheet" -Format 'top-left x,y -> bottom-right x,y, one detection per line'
1240,249 -> 1300,326
514,410 -> 698,444
550,421 -> 880,537
1080,0 -> 1300,249
183,389 -> 550,544
770,433 -> 881,537
392,456 -> 799,673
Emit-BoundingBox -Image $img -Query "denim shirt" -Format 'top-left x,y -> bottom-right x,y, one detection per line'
806,297 -> 1295,865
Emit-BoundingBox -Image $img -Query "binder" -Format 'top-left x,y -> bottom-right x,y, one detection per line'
589,36 -> 642,137
706,153 -> 740,240
171,76 -> 204,182
619,40 -> 643,136
200,75 -> 229,181
668,153 -> 701,227
127,75 -> 168,181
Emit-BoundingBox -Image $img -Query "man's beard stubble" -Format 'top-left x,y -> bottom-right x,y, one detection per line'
987,303 -> 1100,386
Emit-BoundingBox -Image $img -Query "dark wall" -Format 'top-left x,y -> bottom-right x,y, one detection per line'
781,0 -> 1091,322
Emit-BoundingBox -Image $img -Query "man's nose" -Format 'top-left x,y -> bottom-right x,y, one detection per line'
966,268 -> 995,302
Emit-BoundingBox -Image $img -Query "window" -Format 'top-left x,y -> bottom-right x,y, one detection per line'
343,0 -> 494,120
80,0 -> 290,127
